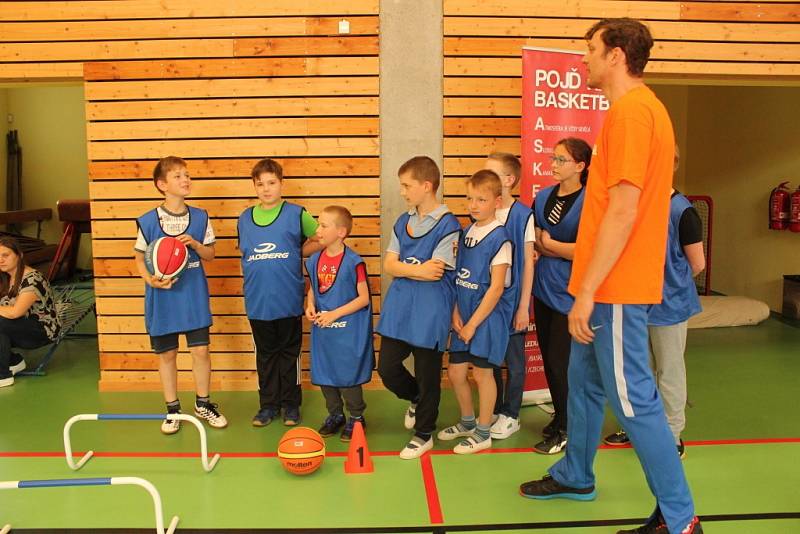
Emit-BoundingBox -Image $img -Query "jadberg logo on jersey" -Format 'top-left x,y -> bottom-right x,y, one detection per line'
254,243 -> 277,253
247,242 -> 290,261
318,310 -> 347,328
403,256 -> 422,265
456,267 -> 478,290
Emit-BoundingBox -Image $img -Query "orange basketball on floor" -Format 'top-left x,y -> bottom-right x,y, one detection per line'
277,427 -> 326,475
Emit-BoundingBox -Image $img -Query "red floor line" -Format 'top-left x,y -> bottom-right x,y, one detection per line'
1,437 -> 798,459
420,453 -> 444,525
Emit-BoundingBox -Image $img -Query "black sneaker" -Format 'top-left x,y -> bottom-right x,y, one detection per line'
0,374 -> 14,388
318,414 -> 346,437
617,509 -> 703,534
519,474 -> 596,501
542,417 -> 558,439
252,407 -> 278,427
340,416 -> 365,442
533,430 -> 567,455
604,430 -> 630,446
677,439 -> 686,459
9,352 -> 26,375
283,406 -> 301,426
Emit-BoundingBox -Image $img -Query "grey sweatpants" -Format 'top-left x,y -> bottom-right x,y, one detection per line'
649,321 -> 688,444
320,385 -> 366,418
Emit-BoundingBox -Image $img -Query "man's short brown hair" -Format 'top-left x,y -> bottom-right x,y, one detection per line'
251,158 -> 283,180
398,156 -> 440,192
467,169 -> 502,198
585,18 -> 653,77
152,156 -> 186,195
488,152 -> 522,188
322,205 -> 353,237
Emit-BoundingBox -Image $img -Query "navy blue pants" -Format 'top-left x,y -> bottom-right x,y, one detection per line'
493,332 -> 526,419
0,316 -> 50,379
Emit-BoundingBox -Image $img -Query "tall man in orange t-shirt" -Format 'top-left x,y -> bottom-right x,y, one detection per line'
520,19 -> 702,534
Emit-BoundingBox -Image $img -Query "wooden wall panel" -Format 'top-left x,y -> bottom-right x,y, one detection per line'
0,1 -> 379,21
0,17 -> 379,41
442,1 -> 800,212
83,77 -> 379,100
0,1 -> 380,391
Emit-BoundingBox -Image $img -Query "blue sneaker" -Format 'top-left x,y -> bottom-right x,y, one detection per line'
252,407 -> 278,427
318,414 -> 346,437
283,407 -> 301,426
340,416 -> 365,442
519,475 -> 596,501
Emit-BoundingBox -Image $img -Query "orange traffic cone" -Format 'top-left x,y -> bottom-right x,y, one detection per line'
343,420 -> 373,474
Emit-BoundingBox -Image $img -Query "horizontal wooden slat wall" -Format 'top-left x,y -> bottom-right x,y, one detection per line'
442,0 -> 800,209
1,1 -> 380,391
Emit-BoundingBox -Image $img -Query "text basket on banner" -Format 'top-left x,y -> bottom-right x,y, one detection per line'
520,47 -> 608,405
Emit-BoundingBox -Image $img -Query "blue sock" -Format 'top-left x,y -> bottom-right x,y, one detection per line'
460,415 -> 476,431
474,423 -> 491,441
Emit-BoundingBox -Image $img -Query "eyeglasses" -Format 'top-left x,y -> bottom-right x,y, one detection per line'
549,156 -> 575,165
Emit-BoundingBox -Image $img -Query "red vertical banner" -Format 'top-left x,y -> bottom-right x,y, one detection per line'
520,47 -> 608,405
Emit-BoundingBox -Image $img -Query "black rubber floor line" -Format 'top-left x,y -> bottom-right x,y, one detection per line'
7,512 -> 800,533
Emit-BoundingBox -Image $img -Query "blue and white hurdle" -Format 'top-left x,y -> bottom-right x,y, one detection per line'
64,414 -> 220,472
0,477 -> 179,534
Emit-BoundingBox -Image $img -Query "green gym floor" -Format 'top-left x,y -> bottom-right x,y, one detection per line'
1,310 -> 799,533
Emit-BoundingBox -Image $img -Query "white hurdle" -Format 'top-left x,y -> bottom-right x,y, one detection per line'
0,476 -> 179,534
64,414 -> 220,472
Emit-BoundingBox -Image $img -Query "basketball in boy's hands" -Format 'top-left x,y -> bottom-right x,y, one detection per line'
278,427 -> 326,475
144,236 -> 189,281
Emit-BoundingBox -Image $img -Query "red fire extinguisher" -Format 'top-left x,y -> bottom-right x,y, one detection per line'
790,185 -> 800,233
769,181 -> 791,230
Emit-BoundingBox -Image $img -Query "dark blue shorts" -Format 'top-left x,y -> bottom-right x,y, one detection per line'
448,350 -> 499,369
150,326 -> 210,354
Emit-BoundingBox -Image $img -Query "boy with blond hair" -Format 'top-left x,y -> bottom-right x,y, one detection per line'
134,156 -> 227,434
305,206 -> 374,441
439,169 -> 514,454
484,153 -> 535,440
377,156 -> 461,459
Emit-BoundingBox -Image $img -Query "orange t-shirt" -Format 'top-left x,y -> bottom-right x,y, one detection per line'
568,85 -> 674,304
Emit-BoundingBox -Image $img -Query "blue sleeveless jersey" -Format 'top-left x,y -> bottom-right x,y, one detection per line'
648,193 -> 702,326
137,206 -> 212,336
502,200 -> 534,333
238,202 -> 305,321
376,212 -> 461,350
306,247 -> 374,387
449,224 -> 514,365
533,185 -> 585,315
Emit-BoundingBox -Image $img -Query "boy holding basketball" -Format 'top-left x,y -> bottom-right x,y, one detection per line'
439,169 -> 514,454
134,156 -> 227,434
238,158 -> 322,428
305,206 -> 374,442
377,156 -> 461,459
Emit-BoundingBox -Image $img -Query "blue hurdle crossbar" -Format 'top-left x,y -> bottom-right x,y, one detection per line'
63,414 -> 220,472
0,476 -> 179,534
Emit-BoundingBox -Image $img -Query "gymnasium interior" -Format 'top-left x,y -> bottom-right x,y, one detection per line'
1,2 -> 799,533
